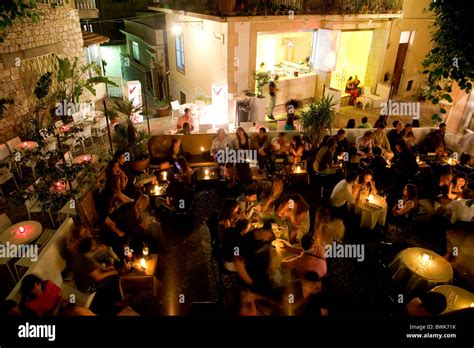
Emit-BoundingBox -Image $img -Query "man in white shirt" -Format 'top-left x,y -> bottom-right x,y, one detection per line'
355,131 -> 374,157
210,128 -> 233,160
330,172 -> 361,210
177,108 -> 194,131
448,198 -> 474,224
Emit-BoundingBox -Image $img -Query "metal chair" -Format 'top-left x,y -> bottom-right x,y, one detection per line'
25,196 -> 56,228
91,117 -> 107,142
0,166 -> 19,203
0,213 -> 12,234
14,228 -> 56,279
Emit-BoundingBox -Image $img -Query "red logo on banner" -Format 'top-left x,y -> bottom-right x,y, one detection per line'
129,86 -> 137,95
213,87 -> 223,96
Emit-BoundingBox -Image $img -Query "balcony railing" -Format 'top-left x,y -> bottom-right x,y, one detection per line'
154,0 -> 403,16
75,0 -> 97,10
36,0 -> 66,5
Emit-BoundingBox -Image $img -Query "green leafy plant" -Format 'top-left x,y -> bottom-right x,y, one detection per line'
112,99 -> 150,162
422,0 -> 473,125
300,96 -> 336,147
14,148 -> 94,211
254,71 -> 272,98
155,97 -> 171,108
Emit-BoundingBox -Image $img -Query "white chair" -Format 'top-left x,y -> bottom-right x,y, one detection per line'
0,213 -> 12,234
92,117 -> 107,141
0,167 -> 19,203
14,228 -> 56,280
170,100 -> 181,128
58,200 -> 78,224
25,197 -> 56,228
63,130 -> 85,155
362,85 -> 388,109
0,257 -> 16,282
81,124 -> 94,148
64,151 -> 74,166
6,136 -> 21,154
72,111 -> 84,125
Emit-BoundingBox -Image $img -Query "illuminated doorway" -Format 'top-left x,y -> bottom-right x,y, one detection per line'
329,31 -> 373,92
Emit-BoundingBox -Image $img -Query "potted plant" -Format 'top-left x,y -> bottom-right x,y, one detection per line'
251,71 -> 271,122
155,97 -> 171,118
300,96 -> 336,149
112,99 -> 150,172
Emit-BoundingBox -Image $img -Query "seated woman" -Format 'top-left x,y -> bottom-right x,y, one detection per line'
345,76 -> 359,105
346,118 -> 356,129
357,169 -> 378,201
448,173 -> 469,200
19,274 -> 95,316
104,160 -> 134,213
277,194 -> 310,245
289,135 -> 304,166
66,223 -> 120,266
261,176 -> 287,213
175,156 -> 193,185
218,198 -> 241,231
392,184 -> 419,220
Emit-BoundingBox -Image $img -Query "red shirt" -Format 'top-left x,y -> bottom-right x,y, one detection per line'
26,281 -> 62,316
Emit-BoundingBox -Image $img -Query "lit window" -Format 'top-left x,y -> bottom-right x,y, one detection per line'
132,41 -> 140,62
175,34 -> 185,73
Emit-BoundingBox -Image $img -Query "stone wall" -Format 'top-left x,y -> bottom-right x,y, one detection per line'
0,4 -> 84,143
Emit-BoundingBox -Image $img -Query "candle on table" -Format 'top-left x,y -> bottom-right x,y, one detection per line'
200,146 -> 205,152
420,253 -> 431,264
19,226 -> 25,233
204,169 -> 209,176
368,194 -> 374,204
143,247 -> 149,257
162,171 -> 167,181
470,303 -> 474,308
139,258 -> 147,270
448,158 -> 453,165
296,165 -> 301,173
154,185 -> 159,194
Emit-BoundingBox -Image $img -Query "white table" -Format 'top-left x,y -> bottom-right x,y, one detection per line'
72,154 -> 99,164
430,285 -> 474,314
389,247 -> 453,295
0,221 -> 43,244
355,194 -> 387,229
15,141 -> 38,151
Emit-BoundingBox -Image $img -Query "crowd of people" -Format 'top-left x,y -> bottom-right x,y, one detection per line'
2,115 -> 473,317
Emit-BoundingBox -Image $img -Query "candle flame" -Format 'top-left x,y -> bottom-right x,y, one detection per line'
140,258 -> 147,270
296,166 -> 301,173
19,226 -> 25,233
200,147 -> 205,152
204,169 -> 209,176
368,194 -> 374,203
421,253 -> 430,263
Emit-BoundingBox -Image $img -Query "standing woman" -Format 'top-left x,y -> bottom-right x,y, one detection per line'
290,135 -> 304,165
234,127 -> 252,184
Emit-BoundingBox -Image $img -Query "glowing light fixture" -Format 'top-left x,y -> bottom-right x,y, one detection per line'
172,24 -> 182,35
